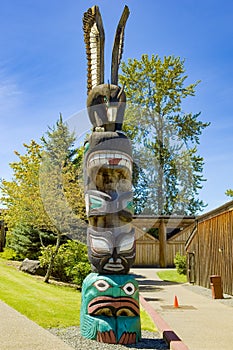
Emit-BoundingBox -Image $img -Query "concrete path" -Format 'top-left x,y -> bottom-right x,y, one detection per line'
131,268 -> 233,350
0,300 -> 74,350
1,268 -> 233,350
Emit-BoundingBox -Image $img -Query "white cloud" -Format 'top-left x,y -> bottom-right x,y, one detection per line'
0,70 -> 24,115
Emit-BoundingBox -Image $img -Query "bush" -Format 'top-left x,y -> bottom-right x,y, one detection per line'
174,252 -> 187,275
39,240 -> 91,285
0,247 -> 18,260
66,261 -> 92,286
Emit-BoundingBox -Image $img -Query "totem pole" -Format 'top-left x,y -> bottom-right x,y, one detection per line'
80,6 -> 141,345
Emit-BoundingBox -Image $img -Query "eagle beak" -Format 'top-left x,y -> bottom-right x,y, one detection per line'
107,106 -> 118,122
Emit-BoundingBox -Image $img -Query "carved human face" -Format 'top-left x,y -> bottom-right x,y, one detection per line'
87,224 -> 136,274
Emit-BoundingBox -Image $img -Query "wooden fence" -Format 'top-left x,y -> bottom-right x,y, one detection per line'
134,224 -> 190,267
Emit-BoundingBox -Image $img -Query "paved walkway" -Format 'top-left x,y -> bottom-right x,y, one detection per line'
1,268 -> 233,349
131,268 -> 233,350
0,300 -> 74,350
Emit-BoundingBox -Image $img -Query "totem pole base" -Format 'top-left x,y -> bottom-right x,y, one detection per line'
80,273 -> 141,345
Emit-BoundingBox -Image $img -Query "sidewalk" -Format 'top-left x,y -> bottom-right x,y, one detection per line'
0,300 -> 74,350
131,268 -> 233,350
1,269 -> 232,350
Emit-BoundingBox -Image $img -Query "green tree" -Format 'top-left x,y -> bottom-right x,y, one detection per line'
9,224 -> 51,260
1,117 -> 86,276
225,189 -> 233,198
0,140 -> 55,255
120,54 -> 209,215
40,115 -> 86,282
132,162 -> 149,215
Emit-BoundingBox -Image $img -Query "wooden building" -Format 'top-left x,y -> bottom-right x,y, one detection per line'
185,201 -> 233,296
133,215 -> 195,267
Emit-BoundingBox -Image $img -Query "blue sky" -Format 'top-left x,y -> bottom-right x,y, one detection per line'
0,0 -> 233,213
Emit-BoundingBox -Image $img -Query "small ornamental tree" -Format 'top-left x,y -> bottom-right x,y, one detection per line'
0,140 -> 55,255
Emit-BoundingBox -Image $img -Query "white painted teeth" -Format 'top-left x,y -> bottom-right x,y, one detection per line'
88,152 -> 132,172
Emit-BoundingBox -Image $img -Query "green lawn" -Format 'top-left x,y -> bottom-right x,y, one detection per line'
157,269 -> 187,283
0,259 -> 81,328
0,259 -> 156,331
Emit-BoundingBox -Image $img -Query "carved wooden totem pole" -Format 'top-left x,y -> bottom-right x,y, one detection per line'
80,6 -> 141,344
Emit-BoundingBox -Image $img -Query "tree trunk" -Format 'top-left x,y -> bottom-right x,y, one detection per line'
44,234 -> 61,283
0,221 -> 6,252
157,114 -> 165,214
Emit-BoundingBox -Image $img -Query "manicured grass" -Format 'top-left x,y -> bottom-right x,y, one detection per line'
157,269 -> 187,284
0,259 -> 156,331
140,307 -> 156,332
0,259 -> 81,328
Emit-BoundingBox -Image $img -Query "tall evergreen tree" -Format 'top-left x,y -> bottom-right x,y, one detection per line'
120,54 -> 209,215
40,115 -> 86,282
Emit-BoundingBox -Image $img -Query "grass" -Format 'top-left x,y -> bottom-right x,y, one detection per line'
157,269 -> 187,284
140,307 -> 156,332
0,259 -> 156,331
0,258 -> 81,328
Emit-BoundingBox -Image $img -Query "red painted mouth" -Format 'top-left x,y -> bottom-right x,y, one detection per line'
108,158 -> 122,165
88,296 -> 140,317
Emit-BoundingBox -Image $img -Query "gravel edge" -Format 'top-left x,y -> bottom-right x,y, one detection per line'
48,327 -> 168,350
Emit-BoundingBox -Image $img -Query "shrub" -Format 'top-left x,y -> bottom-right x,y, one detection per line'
66,261 -> 92,286
39,240 -> 91,285
174,252 -> 187,275
0,247 -> 18,260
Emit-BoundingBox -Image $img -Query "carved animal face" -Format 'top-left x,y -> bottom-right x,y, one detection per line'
87,84 -> 126,131
82,273 -> 140,315
80,273 -> 141,344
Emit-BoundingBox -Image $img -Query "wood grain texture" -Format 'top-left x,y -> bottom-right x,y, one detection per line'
186,206 -> 233,295
83,6 -> 105,94
111,5 -> 130,85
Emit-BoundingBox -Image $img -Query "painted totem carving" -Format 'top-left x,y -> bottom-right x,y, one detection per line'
81,6 -> 141,344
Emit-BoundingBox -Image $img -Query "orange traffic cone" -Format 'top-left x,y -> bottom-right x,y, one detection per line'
174,295 -> 179,308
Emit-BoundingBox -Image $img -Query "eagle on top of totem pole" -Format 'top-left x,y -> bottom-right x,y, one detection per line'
83,5 -> 129,131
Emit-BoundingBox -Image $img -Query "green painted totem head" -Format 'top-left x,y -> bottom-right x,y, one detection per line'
80,273 -> 141,344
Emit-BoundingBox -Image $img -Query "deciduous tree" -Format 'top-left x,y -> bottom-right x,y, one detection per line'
1,116 -> 86,280
0,140 -> 54,246
225,189 -> 233,198
120,54 -> 209,215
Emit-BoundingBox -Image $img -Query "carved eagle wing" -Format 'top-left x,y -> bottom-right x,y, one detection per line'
83,6 -> 105,94
111,6 -> 130,86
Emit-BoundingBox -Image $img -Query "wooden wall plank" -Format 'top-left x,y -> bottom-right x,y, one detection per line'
186,209 -> 233,295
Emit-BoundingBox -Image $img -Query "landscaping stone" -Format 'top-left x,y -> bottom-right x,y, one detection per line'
19,258 -> 44,275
